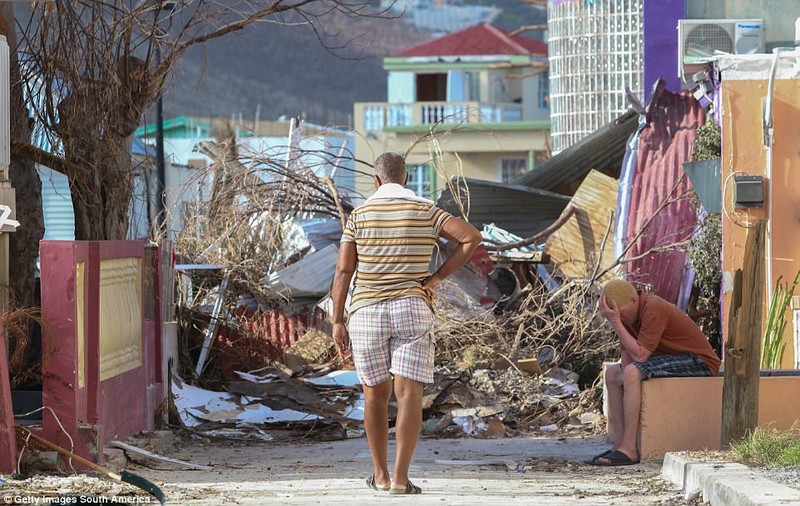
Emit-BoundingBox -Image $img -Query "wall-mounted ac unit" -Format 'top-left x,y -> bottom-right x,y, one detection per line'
677,19 -> 765,79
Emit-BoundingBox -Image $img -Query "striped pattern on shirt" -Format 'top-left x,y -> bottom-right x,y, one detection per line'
341,198 -> 453,313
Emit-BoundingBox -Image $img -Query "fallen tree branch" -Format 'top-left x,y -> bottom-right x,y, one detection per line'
485,204 -> 576,252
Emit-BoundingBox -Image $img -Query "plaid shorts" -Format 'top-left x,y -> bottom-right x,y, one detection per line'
634,352 -> 712,379
347,296 -> 435,386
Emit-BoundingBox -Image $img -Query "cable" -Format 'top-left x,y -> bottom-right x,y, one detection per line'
721,170 -> 758,229
15,406 -> 77,474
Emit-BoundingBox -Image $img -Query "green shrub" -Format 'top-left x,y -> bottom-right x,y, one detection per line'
733,425 -> 800,467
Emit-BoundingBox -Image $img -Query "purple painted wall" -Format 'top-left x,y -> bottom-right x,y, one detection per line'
644,0 -> 685,98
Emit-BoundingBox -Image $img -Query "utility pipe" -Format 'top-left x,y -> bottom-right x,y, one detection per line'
762,47 -> 792,310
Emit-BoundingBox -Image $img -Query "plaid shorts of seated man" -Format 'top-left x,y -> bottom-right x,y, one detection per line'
347,296 -> 435,386
633,352 -> 712,379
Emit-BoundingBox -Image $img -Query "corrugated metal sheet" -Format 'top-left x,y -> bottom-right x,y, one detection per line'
544,170 -> 620,280
437,177 -> 571,238
38,167 -> 75,240
614,121 -> 644,260
513,110 -> 639,193
624,81 -> 704,306
301,219 -> 343,252
263,244 -> 339,299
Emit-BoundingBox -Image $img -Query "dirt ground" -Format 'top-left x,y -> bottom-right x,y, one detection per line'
31,433 -> 697,505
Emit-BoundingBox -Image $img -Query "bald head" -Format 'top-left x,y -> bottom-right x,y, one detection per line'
602,279 -> 638,309
374,152 -> 407,185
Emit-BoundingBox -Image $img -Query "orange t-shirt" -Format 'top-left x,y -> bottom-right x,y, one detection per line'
624,291 -> 721,375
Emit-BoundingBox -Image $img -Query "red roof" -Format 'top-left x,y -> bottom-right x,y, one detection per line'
394,23 -> 547,58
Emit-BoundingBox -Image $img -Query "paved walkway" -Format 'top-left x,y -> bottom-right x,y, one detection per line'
129,435 -> 687,505
5,433 -> 798,504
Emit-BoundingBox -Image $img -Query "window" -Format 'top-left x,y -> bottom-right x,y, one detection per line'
538,72 -> 550,110
466,71 -> 481,101
500,157 -> 528,183
406,164 -> 433,199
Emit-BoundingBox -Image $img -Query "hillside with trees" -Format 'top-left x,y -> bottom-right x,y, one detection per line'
160,0 -> 547,127
160,14 -> 431,127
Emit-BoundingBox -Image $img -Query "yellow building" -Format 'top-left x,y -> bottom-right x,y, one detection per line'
353,23 -> 550,200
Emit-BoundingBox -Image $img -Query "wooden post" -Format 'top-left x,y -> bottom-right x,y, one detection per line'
721,220 -> 765,447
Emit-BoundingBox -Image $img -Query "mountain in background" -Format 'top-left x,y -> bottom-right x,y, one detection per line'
158,1 -> 546,128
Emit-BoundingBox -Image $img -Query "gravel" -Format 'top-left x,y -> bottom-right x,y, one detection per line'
761,466 -> 800,491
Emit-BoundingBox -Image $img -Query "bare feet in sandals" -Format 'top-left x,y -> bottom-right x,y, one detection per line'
390,481 -> 422,494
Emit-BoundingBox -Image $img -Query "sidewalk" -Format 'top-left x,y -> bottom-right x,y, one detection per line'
123,434 -> 683,505
662,452 -> 800,506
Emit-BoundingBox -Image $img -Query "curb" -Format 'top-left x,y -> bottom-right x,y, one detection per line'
661,452 -> 800,506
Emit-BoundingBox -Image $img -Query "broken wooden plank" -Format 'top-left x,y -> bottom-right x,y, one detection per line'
543,169 -> 619,280
110,440 -> 214,471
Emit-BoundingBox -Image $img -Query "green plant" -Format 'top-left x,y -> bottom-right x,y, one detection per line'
692,119 -> 721,162
732,425 -> 800,467
687,213 -> 722,354
761,271 -> 800,369
689,214 -> 722,297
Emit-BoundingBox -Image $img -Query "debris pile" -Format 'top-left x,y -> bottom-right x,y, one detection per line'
168,139 -> 621,442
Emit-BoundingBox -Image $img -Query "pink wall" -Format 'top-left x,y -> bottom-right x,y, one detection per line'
0,317 -> 17,473
40,241 -> 164,464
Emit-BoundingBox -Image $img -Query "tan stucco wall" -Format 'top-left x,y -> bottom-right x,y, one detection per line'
720,78 -> 800,368
637,376 -> 800,460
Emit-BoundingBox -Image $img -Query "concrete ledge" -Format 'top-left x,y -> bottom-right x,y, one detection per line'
638,375 -> 800,461
662,452 -> 800,506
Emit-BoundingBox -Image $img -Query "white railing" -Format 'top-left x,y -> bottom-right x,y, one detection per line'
360,101 -> 524,131
0,36 -> 10,176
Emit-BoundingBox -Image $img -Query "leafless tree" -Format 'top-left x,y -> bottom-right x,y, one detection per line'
9,0 -> 392,242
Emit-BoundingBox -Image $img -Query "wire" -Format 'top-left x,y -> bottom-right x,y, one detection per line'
15,406 -> 77,474
721,170 -> 758,229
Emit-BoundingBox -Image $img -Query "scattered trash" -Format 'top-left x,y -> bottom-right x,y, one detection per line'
17,428 -> 166,505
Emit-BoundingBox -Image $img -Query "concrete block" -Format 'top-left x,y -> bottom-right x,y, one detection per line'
662,452 -> 800,506
609,375 -> 800,461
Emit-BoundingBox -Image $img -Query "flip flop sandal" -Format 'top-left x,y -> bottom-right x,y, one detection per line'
587,449 -> 613,464
592,449 -> 640,467
366,474 -> 390,491
389,481 -> 422,495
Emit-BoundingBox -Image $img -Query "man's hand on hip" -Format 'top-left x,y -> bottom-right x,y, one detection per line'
422,274 -> 441,301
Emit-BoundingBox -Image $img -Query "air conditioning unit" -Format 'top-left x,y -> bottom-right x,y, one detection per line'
677,19 -> 765,79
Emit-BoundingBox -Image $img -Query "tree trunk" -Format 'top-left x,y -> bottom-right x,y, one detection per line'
57,88 -> 133,241
69,141 -> 133,241
1,7 -> 44,309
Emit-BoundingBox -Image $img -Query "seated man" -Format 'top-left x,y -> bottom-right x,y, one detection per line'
593,279 -> 721,466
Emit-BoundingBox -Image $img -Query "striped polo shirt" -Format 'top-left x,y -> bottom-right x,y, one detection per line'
341,183 -> 453,314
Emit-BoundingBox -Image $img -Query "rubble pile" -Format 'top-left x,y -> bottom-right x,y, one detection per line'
171,161 -> 620,440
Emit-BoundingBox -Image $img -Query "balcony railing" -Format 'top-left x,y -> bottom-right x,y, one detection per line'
359,101 -> 524,131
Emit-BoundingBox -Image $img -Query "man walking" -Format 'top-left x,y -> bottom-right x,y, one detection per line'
331,152 -> 482,494
593,279 -> 721,466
